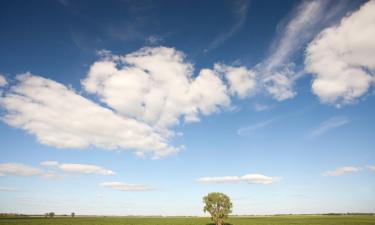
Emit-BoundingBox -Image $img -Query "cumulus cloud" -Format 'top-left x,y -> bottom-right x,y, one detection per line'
214,64 -> 257,99
305,1 -> 375,106
0,46 -> 262,158
41,161 -> 115,175
262,69 -> 296,101
308,116 -> 349,139
197,173 -> 281,184
322,166 -> 362,176
0,74 -> 7,87
100,182 -> 153,191
0,73 -> 177,158
82,47 -> 230,129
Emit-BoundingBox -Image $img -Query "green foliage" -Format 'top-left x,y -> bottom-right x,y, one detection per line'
0,215 -> 375,225
203,192 -> 232,225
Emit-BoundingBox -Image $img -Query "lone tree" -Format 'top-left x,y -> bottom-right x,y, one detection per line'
48,212 -> 55,218
203,192 -> 232,225
71,212 -> 75,218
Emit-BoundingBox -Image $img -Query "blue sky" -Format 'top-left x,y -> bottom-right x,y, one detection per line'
0,0 -> 374,215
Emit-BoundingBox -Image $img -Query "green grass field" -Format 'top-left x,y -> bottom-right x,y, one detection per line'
1,215 -> 375,225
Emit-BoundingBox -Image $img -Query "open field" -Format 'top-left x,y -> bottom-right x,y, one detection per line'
1,215 -> 375,225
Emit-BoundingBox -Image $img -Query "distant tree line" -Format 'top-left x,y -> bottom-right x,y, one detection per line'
0,213 -> 29,217
44,212 -> 55,218
0,212 -> 79,218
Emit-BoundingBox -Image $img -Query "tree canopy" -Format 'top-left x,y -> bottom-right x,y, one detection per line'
203,192 -> 232,225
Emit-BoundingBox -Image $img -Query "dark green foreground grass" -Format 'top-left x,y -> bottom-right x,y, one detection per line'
1,215 -> 375,225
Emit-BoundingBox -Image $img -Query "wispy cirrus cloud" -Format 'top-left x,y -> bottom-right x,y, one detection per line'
0,187 -> 21,192
263,1 -> 330,72
322,166 -> 362,176
256,0 -> 350,101
237,118 -> 276,136
197,173 -> 281,184
308,116 -> 349,139
258,0 -> 331,101
204,0 -> 250,53
100,182 -> 153,191
253,103 -> 273,112
145,35 -> 164,45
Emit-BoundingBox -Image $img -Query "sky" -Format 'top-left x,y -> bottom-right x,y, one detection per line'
0,0 -> 374,216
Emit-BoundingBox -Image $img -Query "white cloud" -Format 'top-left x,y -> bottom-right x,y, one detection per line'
100,182 -> 153,191
257,0 -> 332,101
41,161 -> 115,175
0,162 -> 59,179
40,161 -> 59,167
305,1 -> 375,106
0,47 -> 261,158
0,73 -> 177,158
253,103 -> 273,112
241,174 -> 281,184
263,70 -> 296,101
251,0 -> 351,101
145,35 -> 164,45
197,176 -> 241,183
0,74 -> 7,87
0,163 -> 43,176
264,1 -> 329,72
197,173 -> 281,185
82,47 -> 230,129
0,161 -> 113,178
0,187 -> 20,192
367,165 -> 375,172
237,118 -> 275,136
214,64 -> 257,99
322,166 -> 362,176
308,116 -> 349,139
204,0 -> 249,52
188,69 -> 230,118
41,172 -> 62,179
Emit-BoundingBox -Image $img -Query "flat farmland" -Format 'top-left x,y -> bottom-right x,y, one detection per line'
1,215 -> 374,225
